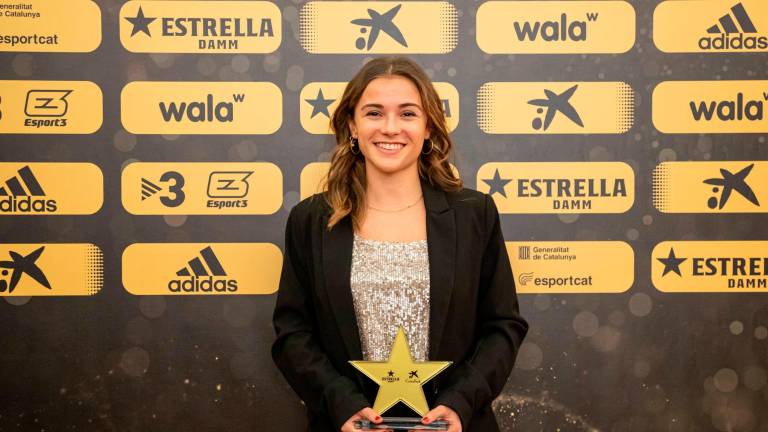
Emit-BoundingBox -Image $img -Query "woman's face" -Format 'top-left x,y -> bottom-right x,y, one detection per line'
348,76 -> 430,178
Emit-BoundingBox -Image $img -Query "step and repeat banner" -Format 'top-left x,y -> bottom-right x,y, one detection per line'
1,0 -> 767,431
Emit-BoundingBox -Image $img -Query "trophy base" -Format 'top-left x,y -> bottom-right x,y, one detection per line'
354,417 -> 449,430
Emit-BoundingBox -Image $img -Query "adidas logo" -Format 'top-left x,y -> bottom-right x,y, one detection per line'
168,246 -> 238,293
0,165 -> 57,213
141,178 -> 161,200
699,2 -> 767,50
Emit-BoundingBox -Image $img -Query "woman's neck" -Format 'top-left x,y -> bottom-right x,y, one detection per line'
365,168 -> 422,208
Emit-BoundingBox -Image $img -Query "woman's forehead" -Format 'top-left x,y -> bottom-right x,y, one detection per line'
358,76 -> 422,106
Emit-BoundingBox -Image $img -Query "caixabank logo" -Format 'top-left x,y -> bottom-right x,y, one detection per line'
299,1 -> 457,54
653,241 -> 768,292
653,161 -> 766,213
477,82 -> 634,134
122,243 -> 282,295
299,82 -> 459,134
0,0 -> 101,52
653,81 -> 768,133
122,162 -> 282,215
476,1 -> 635,54
0,81 -> 102,134
0,244 -> 102,296
654,0 -> 768,52
0,163 -> 102,215
477,162 -> 634,213
119,1 -> 281,53
121,82 -> 282,134
508,241 -> 633,293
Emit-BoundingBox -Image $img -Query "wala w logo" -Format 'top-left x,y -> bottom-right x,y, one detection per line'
514,12 -> 599,42
159,94 -> 245,123
699,2 -> 767,50
168,246 -> 238,293
689,91 -> 766,122
0,165 -> 57,213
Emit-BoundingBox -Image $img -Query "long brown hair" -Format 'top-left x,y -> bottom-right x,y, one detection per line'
323,56 -> 462,230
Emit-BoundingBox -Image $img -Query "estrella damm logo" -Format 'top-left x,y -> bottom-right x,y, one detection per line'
0,163 -> 102,215
653,241 -> 768,292
122,243 -> 282,295
653,81 -> 768,133
508,241 -> 633,293
120,82 -> 282,134
0,81 -> 102,134
477,82 -> 634,134
476,1 -> 635,54
477,162 -> 634,214
299,82 -> 459,134
0,244 -> 102,296
0,0 -> 101,52
654,0 -> 768,53
300,162 -> 460,200
299,1 -> 457,54
122,162 -> 282,215
653,161 -> 767,213
119,1 -> 280,53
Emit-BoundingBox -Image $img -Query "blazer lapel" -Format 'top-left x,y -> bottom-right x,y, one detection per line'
422,180 -> 456,360
321,213 -> 364,361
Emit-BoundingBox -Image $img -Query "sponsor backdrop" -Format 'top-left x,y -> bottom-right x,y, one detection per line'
1,0 -> 767,430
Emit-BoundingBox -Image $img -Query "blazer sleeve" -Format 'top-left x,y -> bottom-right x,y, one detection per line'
271,206 -> 370,430
435,194 -> 529,429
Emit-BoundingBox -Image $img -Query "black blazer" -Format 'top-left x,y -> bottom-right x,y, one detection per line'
271,180 -> 528,431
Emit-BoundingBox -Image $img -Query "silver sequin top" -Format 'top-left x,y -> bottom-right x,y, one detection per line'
350,234 -> 430,362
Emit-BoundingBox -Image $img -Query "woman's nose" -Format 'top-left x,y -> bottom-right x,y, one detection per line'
381,113 -> 401,134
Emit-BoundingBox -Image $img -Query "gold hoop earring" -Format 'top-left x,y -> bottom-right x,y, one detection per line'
349,136 -> 361,155
421,138 -> 434,155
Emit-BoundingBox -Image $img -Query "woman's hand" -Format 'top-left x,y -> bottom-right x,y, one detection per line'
341,407 -> 390,432
421,405 -> 462,432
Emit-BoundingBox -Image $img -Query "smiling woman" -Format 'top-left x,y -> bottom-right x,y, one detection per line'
272,56 -> 528,432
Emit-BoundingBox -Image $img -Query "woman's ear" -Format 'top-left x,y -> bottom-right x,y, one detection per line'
348,118 -> 357,138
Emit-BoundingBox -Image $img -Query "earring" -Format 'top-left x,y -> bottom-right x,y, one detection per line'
349,136 -> 361,155
421,138 -> 434,155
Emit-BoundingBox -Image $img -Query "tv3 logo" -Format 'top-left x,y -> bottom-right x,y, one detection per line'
141,171 -> 253,207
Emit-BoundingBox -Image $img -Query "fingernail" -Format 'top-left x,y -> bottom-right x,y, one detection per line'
375,416 -> 381,422
423,417 -> 430,423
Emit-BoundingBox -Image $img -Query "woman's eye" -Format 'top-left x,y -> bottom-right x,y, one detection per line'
365,111 -> 381,117
402,111 -> 416,117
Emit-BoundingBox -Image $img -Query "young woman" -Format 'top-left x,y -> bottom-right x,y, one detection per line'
272,56 -> 528,432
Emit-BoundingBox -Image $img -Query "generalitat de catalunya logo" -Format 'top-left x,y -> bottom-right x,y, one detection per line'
0,0 -> 101,53
120,1 -> 280,53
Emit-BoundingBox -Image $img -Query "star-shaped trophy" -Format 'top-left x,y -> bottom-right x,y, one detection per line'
350,328 -> 451,430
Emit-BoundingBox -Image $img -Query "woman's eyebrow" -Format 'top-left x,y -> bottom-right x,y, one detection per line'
360,102 -> 423,110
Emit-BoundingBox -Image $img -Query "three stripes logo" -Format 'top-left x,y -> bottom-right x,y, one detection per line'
699,2 -> 767,50
168,246 -> 238,293
0,165 -> 57,213
141,178 -> 161,200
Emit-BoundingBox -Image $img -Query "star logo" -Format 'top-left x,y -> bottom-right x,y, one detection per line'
657,248 -> 687,277
482,169 -> 512,198
350,328 -> 451,416
305,89 -> 336,119
0,246 -> 52,293
125,6 -> 156,37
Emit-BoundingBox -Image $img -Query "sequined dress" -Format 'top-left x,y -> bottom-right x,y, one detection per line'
350,234 -> 430,362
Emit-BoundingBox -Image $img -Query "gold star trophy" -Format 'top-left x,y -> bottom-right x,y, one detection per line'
350,328 -> 451,430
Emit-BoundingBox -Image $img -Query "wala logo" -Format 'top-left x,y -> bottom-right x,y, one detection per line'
699,2 -> 767,50
168,246 -> 238,293
159,93 -> 245,123
0,165 -> 57,213
690,91 -> 766,122
514,12 -> 598,42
